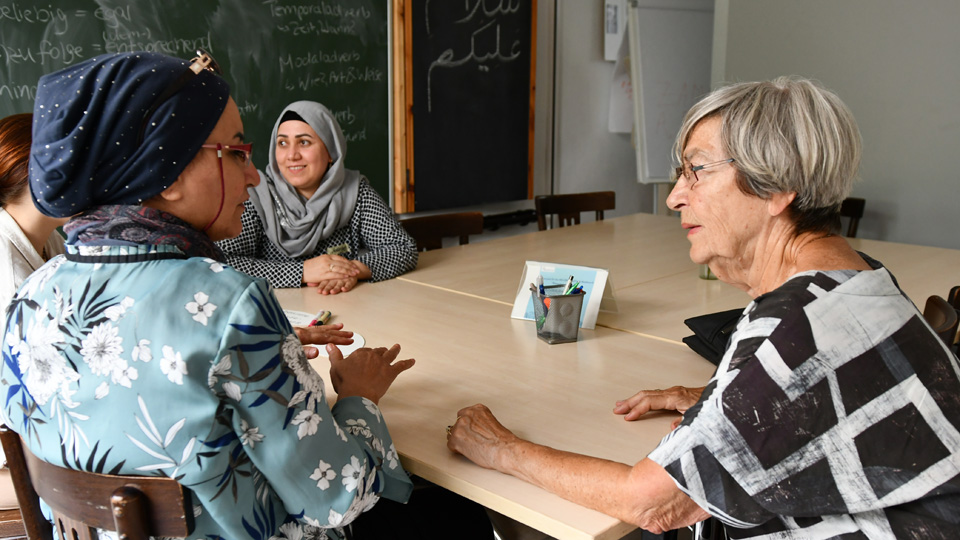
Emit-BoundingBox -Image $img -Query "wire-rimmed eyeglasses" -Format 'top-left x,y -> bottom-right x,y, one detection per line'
673,158 -> 736,187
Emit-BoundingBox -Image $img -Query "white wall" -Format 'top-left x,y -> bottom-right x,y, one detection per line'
548,1 -> 655,218
716,0 -> 960,249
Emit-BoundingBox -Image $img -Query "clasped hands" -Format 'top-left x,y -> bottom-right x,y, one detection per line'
302,254 -> 372,295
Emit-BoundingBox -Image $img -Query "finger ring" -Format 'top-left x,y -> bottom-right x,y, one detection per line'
445,425 -> 452,436
329,263 -> 335,271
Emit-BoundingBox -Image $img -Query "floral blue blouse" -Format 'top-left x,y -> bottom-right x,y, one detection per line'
1,244 -> 412,540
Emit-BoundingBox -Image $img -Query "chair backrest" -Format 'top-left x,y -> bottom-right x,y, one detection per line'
839,197 -> 865,238
923,295 -> 959,347
0,427 -> 193,540
0,426 -> 51,540
400,211 -> 484,252
535,191 -> 616,231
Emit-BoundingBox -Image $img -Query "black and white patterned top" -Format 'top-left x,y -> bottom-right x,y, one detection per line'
217,180 -> 418,288
648,264 -> 960,539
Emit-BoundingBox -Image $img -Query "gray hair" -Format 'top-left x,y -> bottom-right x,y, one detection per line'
673,76 -> 862,230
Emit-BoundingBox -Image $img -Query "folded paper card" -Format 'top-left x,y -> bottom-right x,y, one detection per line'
511,261 -> 617,329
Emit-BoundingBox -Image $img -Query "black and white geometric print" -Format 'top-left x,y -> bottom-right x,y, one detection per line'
218,180 -> 418,288
649,267 -> 960,539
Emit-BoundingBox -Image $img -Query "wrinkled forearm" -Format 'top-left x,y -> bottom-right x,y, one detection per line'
499,441 -> 708,532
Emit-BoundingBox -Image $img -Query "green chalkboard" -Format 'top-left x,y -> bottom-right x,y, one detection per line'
0,0 -> 392,199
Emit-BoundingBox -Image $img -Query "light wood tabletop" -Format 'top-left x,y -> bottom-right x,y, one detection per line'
399,213 -> 697,305
274,214 -> 960,539
275,279 -> 717,540
400,213 -> 960,344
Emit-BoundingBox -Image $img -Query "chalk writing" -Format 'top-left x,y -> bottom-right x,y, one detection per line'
333,106 -> 356,126
278,49 -> 360,72
343,127 -> 366,143
102,32 -> 211,55
1,41 -> 84,66
0,2 -> 68,34
0,81 -> 35,100
424,0 -> 520,34
93,5 -> 132,28
426,17 -> 521,112
283,66 -> 384,91
236,101 -> 259,117
263,0 -> 372,22
275,19 -> 361,36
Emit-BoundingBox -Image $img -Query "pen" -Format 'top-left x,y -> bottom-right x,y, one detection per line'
309,310 -> 331,326
563,275 -> 574,295
537,274 -> 544,295
565,281 -> 580,295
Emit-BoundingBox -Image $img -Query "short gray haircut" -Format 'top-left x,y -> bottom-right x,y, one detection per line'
673,76 -> 862,229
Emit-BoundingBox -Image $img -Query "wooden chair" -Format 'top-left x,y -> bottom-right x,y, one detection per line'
0,508 -> 27,540
0,426 -> 193,540
839,197 -> 865,237
923,295 -> 959,347
400,211 -> 484,251
0,426 -> 49,540
535,191 -> 615,231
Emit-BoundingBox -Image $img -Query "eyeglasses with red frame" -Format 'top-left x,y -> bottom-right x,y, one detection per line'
200,143 -> 253,168
198,142 -> 254,233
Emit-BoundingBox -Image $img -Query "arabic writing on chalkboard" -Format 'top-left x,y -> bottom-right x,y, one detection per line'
425,0 -> 524,112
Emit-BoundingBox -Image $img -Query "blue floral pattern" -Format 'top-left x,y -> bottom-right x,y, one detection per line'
1,244 -> 412,540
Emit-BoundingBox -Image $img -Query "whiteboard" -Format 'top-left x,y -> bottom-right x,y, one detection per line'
628,0 -> 714,183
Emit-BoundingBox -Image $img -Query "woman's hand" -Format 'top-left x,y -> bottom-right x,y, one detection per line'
446,404 -> 519,472
613,386 -> 705,427
313,277 -> 358,295
328,343 -> 415,405
303,254 -> 359,284
294,323 -> 353,358
303,256 -> 372,294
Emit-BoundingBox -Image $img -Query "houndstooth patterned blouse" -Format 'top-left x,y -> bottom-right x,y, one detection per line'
217,180 -> 417,289
649,264 -> 960,539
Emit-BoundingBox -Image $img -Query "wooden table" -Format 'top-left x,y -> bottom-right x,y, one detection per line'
401,213 -> 960,344
276,212 -> 960,539
399,213 -> 697,306
275,280 -> 715,540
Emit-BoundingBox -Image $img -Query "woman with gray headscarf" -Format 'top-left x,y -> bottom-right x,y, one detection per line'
217,100 -> 418,294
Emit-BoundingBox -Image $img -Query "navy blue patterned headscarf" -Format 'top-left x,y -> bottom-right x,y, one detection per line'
29,52 -> 230,217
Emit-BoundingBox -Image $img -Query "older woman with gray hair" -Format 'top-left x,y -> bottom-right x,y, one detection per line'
447,77 -> 960,538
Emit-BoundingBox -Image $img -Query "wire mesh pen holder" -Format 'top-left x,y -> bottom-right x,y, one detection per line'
531,285 -> 585,344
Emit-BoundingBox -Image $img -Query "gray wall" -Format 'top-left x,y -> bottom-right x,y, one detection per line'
715,0 -> 960,249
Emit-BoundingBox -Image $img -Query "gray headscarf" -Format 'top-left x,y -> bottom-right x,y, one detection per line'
249,100 -> 360,258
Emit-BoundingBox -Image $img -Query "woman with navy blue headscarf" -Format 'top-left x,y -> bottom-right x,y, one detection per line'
0,51 -> 415,540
